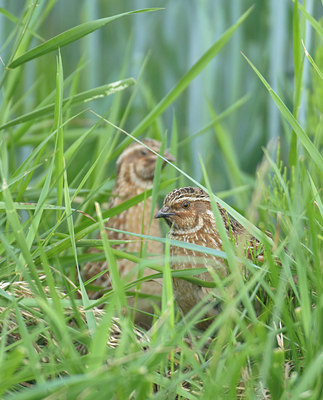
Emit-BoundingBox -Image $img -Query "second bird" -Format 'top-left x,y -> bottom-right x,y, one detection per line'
84,139 -> 175,328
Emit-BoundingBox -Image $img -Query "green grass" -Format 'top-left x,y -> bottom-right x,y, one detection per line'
0,1 -> 322,399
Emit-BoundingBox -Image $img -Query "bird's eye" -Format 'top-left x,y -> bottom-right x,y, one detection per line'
182,201 -> 190,209
141,150 -> 148,156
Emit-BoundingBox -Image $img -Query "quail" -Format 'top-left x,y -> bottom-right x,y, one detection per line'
155,186 -> 262,329
84,139 -> 175,328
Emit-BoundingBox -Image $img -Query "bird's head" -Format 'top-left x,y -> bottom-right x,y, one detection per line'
117,139 -> 175,187
155,187 -> 212,232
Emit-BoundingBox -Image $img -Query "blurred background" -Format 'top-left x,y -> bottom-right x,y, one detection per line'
0,0 -> 321,208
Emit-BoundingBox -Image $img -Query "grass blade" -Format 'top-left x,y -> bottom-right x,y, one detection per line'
0,173 -> 43,294
63,159 -> 97,334
242,52 -> 323,171
207,101 -> 248,207
296,1 -> 323,38
7,9 -> 162,68
0,78 -> 135,130
124,6 -> 254,144
95,202 -> 127,310
54,50 -> 64,219
290,0 -> 304,166
302,39 -> 323,80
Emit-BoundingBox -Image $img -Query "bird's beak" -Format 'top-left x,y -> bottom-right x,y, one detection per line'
154,207 -> 174,219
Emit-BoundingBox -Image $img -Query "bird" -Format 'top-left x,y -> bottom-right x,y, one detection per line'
155,186 -> 262,330
83,139 -> 175,328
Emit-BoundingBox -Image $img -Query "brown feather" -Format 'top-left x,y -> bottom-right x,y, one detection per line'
83,139 -> 174,328
155,186 -> 265,330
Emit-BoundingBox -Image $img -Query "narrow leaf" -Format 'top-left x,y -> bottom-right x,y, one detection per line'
54,51 -> 64,218
302,39 -> 323,80
296,2 -> 323,38
0,79 -> 135,130
8,9 -> 162,68
63,159 -> 97,334
242,52 -> 323,171
122,6 -> 253,145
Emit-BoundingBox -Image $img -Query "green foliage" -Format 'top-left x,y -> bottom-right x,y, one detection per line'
0,1 -> 322,399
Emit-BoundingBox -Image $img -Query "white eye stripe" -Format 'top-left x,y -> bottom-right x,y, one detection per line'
164,187 -> 210,203
167,196 -> 210,205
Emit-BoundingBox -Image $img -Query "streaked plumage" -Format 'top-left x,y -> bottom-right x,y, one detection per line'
155,186 -> 262,329
84,139 -> 175,328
